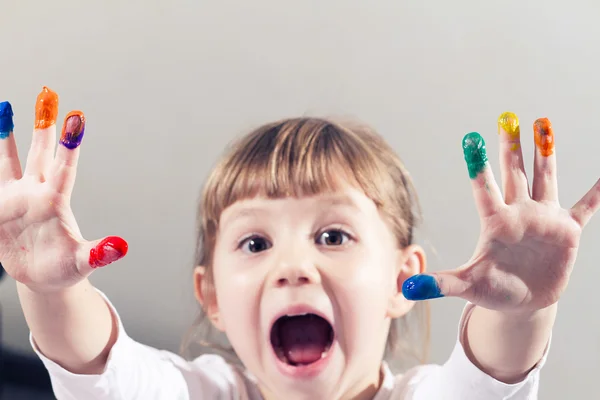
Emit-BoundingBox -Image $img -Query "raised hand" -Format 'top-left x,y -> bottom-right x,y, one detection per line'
402,112 -> 599,313
0,87 -> 127,294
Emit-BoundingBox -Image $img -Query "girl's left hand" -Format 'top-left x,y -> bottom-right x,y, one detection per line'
402,113 -> 600,313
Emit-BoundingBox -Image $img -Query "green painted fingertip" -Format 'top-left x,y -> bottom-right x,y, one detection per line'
462,132 -> 488,179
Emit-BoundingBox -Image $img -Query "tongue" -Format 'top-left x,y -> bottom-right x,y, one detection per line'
279,315 -> 331,365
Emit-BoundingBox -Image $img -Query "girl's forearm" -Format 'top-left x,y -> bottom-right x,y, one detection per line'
17,279 -> 117,374
464,303 -> 556,383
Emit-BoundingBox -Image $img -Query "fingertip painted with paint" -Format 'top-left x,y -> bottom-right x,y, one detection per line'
0,101 -> 14,138
402,274 -> 444,301
89,236 -> 128,269
35,86 -> 59,130
60,111 -> 86,149
498,111 -> 520,138
533,117 -> 554,157
462,132 -> 488,179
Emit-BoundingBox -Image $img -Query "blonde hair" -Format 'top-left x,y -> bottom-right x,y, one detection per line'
181,117 -> 430,371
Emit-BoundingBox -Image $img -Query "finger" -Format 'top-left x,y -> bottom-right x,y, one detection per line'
24,87 -> 58,178
49,111 -> 86,197
570,178 -> 600,227
402,271 -> 469,301
0,101 -> 23,182
77,236 -> 129,276
531,118 -> 558,202
462,132 -> 504,219
497,112 -> 530,203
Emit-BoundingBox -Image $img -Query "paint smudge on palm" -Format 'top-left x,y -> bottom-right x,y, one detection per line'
498,111 -> 520,151
462,132 -> 488,179
533,118 -> 554,157
60,111 -> 86,149
35,86 -> 59,129
0,101 -> 14,139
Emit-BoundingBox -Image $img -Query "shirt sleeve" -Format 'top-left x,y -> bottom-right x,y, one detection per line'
30,290 -> 247,400
406,302 -> 550,400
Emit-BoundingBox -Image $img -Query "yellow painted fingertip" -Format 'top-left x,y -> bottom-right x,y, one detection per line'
498,111 -> 520,139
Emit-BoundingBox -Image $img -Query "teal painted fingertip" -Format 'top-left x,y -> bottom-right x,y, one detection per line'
402,274 -> 444,300
0,101 -> 14,139
462,132 -> 488,179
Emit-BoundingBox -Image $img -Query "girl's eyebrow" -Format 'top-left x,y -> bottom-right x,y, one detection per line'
222,194 -> 362,227
221,194 -> 360,231
221,207 -> 267,228
321,195 -> 360,209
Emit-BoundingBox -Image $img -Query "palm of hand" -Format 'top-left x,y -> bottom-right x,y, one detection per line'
403,114 -> 599,312
0,177 -> 83,290
460,200 -> 581,312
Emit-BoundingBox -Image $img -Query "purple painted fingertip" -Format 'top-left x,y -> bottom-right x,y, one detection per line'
60,111 -> 86,149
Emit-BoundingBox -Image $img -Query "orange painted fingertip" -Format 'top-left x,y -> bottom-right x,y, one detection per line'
533,118 -> 554,157
34,86 -> 59,129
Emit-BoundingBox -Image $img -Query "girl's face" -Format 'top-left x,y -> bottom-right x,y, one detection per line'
202,184 -> 424,400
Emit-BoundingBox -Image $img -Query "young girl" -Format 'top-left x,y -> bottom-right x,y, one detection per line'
1,87 -> 599,399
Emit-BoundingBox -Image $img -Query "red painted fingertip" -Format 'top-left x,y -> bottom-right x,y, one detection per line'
89,236 -> 129,268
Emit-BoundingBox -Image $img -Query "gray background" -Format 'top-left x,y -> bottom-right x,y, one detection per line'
1,0 -> 598,398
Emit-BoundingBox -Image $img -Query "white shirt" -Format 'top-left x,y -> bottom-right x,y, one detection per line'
31,293 -> 548,399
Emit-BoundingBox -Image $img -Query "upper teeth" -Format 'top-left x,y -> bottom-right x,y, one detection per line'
286,312 -> 309,317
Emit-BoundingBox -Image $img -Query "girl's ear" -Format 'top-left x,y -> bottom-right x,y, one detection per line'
193,266 -> 225,331
387,245 -> 427,318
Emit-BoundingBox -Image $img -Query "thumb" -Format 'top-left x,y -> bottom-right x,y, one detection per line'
402,270 -> 469,301
78,236 -> 129,276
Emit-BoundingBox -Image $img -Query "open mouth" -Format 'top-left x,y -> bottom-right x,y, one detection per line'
270,313 -> 335,367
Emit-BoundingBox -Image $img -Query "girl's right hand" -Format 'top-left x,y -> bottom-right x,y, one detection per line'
0,87 -> 127,294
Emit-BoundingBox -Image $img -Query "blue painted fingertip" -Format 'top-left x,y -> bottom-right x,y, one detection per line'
402,274 -> 444,300
0,101 -> 14,139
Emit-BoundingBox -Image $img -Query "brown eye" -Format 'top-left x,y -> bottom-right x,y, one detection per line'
317,230 -> 349,246
240,236 -> 271,254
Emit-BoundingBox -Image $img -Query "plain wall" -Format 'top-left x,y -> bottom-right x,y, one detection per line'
0,0 -> 598,398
